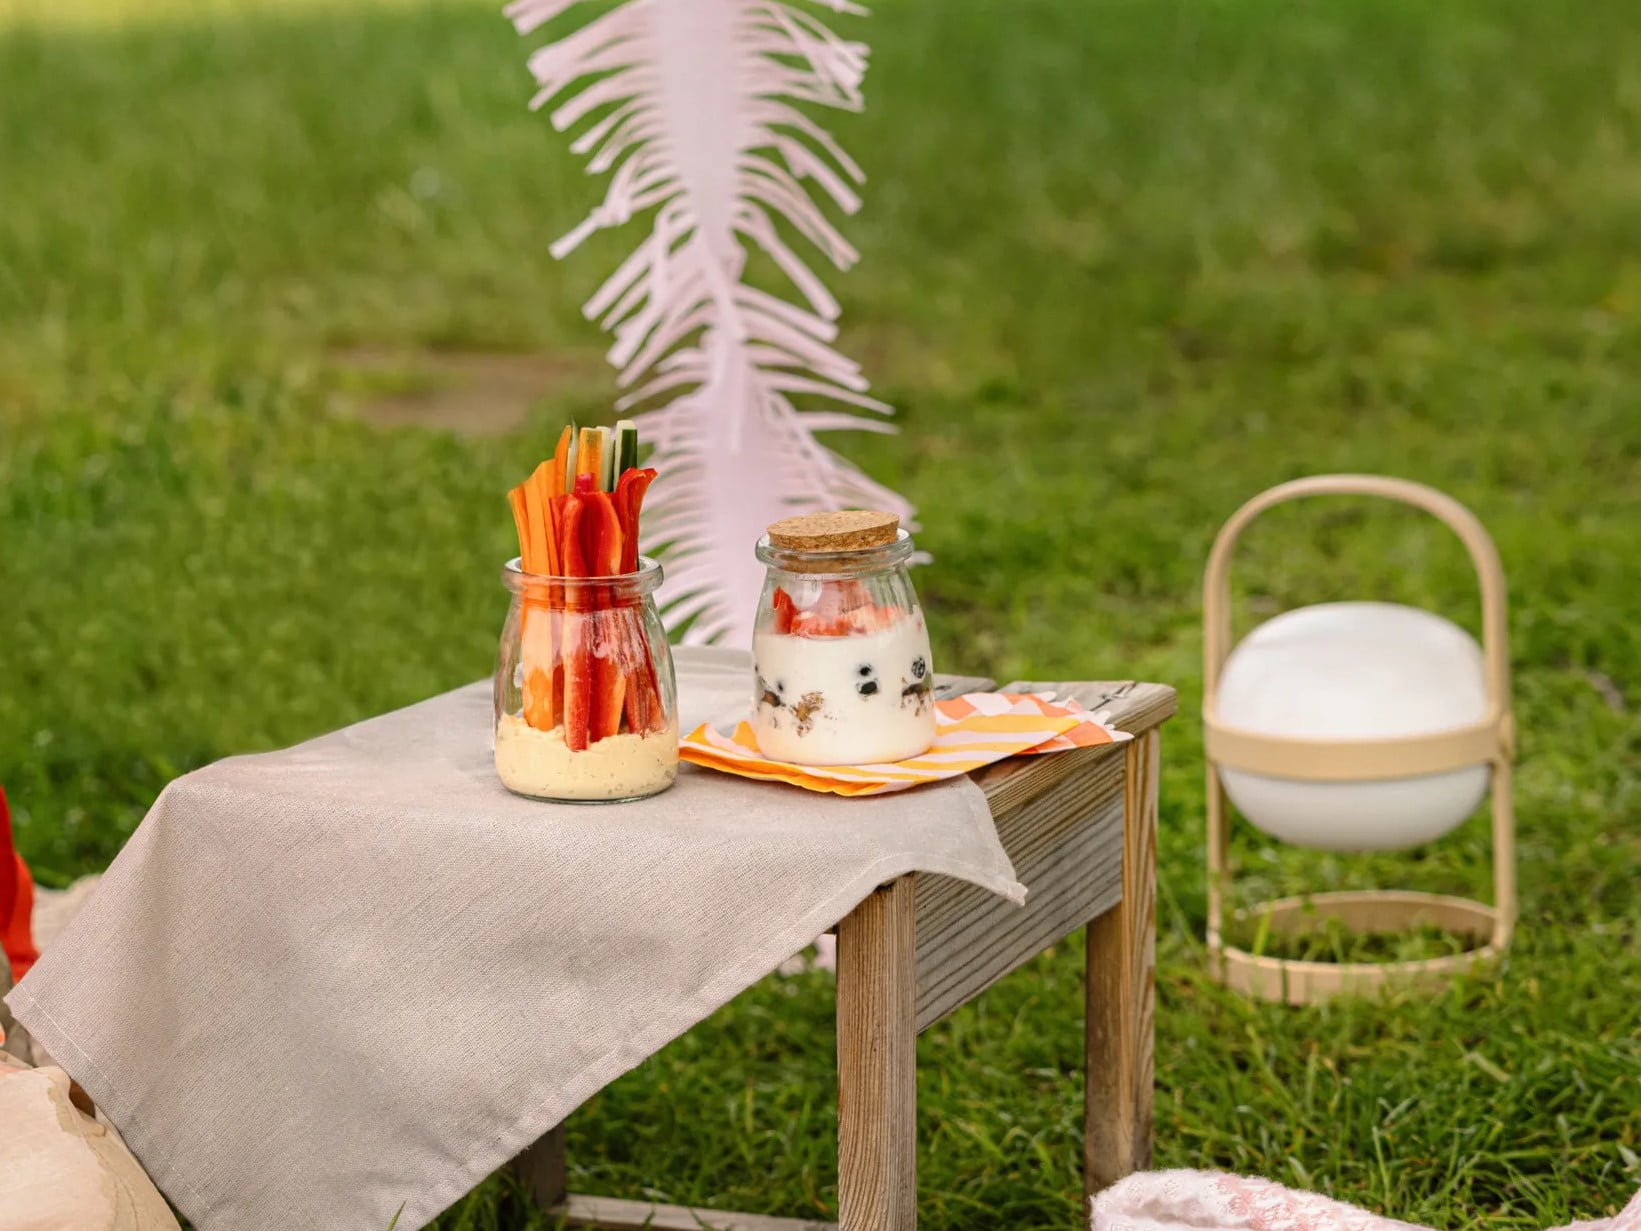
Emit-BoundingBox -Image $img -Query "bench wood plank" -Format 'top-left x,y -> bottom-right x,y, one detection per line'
836,877 -> 918,1231
555,1193 -> 837,1231
1085,727 -> 1161,1194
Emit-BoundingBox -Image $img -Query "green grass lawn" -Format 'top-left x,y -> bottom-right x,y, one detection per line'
2,0 -> 1638,1226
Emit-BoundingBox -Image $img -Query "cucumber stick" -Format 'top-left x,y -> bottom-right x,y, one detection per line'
598,425 -> 617,491
614,420 -> 639,479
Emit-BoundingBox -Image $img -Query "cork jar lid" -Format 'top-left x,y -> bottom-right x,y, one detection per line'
766,510 -> 900,554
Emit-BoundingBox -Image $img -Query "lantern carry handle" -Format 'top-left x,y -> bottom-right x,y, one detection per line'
1204,474 -> 1510,722
1202,474 -> 1515,1003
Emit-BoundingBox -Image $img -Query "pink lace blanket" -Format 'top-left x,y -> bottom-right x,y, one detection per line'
1093,1172 -> 1639,1231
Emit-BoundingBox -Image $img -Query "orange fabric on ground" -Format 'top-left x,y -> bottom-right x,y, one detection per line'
0,787 -> 39,983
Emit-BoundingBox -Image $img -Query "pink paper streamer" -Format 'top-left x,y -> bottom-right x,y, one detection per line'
508,0 -> 913,645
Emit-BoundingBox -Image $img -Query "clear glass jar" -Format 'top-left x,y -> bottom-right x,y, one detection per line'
494,557 -> 679,802
751,519 -> 935,765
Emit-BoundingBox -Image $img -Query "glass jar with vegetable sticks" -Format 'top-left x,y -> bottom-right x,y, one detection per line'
495,422 -> 678,802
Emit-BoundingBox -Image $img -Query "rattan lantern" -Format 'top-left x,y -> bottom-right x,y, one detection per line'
1202,475 -> 1516,1004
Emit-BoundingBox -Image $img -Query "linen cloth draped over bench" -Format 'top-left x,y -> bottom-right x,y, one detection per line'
6,647 -> 1025,1231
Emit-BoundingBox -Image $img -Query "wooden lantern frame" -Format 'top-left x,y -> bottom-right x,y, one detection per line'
1202,474 -> 1516,1004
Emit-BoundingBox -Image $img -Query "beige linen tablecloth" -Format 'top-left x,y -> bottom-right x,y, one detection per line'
6,647 -> 1023,1231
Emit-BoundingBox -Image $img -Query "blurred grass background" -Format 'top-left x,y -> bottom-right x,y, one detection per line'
1,0 -> 1637,1226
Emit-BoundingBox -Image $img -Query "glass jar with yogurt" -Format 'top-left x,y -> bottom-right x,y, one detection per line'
751,512 -> 936,765
494,558 -> 679,802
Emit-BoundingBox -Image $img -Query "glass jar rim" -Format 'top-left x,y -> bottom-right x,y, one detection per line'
502,555 -> 664,595
755,527 -> 914,576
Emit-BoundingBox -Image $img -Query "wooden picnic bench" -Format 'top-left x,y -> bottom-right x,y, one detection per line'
513,676 -> 1176,1231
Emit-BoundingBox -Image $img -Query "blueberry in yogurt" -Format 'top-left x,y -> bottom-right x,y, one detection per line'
757,673 -> 785,711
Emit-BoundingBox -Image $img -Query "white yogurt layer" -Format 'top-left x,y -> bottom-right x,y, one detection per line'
495,715 -> 679,801
752,612 -> 936,765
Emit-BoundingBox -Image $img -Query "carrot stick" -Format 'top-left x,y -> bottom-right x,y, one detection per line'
549,493 -> 570,725
507,486 -> 532,567
550,425 -> 572,499
512,478 -> 555,730
538,457 -> 560,723
530,462 -> 558,575
517,463 -> 562,732
521,615 -> 555,731
519,464 -> 546,573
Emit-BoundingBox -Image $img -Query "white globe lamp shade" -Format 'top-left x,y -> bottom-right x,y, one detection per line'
1216,601 -> 1491,851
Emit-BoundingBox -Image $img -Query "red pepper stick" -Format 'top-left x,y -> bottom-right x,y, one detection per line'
549,493 -> 571,730
574,489 -> 627,742
610,468 -> 653,731
568,474 -> 605,741
595,635 -> 629,741
557,497 -> 593,751
612,467 -> 656,573
613,468 -> 663,733
606,470 -> 638,733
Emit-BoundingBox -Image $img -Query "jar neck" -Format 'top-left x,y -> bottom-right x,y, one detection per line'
503,556 -> 663,602
755,529 -> 914,578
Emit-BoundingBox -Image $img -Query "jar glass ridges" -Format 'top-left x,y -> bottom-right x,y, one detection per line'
494,556 -> 679,802
751,513 -> 935,766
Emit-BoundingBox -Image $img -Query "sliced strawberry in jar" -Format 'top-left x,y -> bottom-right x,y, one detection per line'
811,579 -> 871,623
772,587 -> 798,634
783,579 -> 867,637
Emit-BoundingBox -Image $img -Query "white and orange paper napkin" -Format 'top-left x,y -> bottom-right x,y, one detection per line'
680,692 -> 1133,796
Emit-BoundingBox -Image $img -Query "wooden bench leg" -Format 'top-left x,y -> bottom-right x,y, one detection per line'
1085,729 -> 1159,1199
837,876 -> 917,1231
512,1122 -> 567,1210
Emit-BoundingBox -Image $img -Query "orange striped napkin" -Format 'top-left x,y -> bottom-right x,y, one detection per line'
679,692 -> 1133,797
